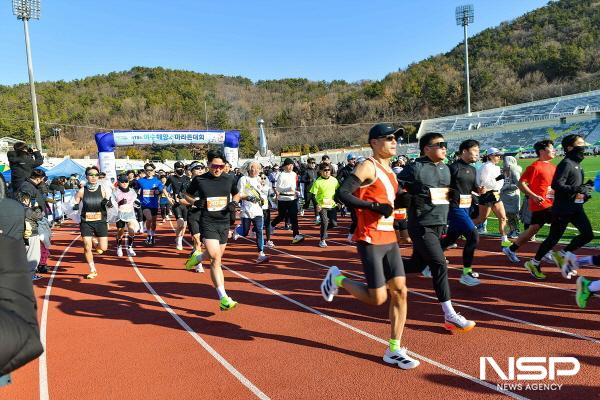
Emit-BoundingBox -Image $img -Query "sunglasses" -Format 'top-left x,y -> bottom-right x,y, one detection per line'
210,164 -> 226,170
322,169 -> 331,172
378,134 -> 398,142
426,142 -> 448,149
87,173 -> 99,177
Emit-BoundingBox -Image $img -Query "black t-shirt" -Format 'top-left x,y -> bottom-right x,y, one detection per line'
166,174 -> 190,197
185,172 -> 238,223
448,159 -> 478,207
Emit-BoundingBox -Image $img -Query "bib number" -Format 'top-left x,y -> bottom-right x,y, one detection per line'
321,198 -> 334,209
206,197 -> 228,211
376,215 -> 394,231
459,194 -> 472,208
430,188 -> 450,205
394,208 -> 407,220
142,189 -> 155,198
547,187 -> 555,200
85,212 -> 102,222
575,193 -> 585,204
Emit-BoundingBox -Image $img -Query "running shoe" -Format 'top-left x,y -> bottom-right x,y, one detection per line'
176,243 -> 183,251
318,240 -> 327,248
126,246 -> 136,257
219,296 -> 238,311
150,236 -> 156,246
300,208 -> 305,217
36,264 -> 48,274
542,251 -> 554,263
421,266 -> 432,278
284,224 -> 292,230
502,246 -> 520,263
383,347 -> 420,370
233,224 -> 241,241
32,273 -> 43,281
530,235 -> 537,242
347,233 -> 354,243
524,260 -> 546,280
552,251 -> 578,279
195,264 -> 205,273
85,271 -> 98,279
292,234 -> 305,244
501,240 -> 513,248
256,254 -> 269,263
314,218 -> 320,225
116,246 -> 123,257
265,240 -> 275,248
459,272 -> 481,286
443,313 -> 476,333
144,236 -> 151,246
576,276 -> 592,309
446,243 -> 458,250
185,250 -> 202,270
321,266 -> 341,302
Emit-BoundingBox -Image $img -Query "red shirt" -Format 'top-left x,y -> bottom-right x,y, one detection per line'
519,160 -> 556,212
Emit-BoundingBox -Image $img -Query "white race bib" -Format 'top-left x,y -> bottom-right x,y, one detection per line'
575,193 -> 585,204
547,187 -> 555,200
142,189 -> 155,198
430,188 -> 450,205
394,208 -> 407,220
459,194 -> 472,208
376,215 -> 395,231
321,198 -> 334,209
85,212 -> 102,222
206,197 -> 228,211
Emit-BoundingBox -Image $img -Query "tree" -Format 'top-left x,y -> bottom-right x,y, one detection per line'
125,147 -> 144,159
175,148 -> 193,160
158,149 -> 176,161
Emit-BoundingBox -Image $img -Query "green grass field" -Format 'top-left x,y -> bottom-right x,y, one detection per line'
484,155 -> 600,247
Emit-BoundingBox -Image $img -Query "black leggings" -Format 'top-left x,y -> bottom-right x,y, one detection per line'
303,192 -> 318,212
319,208 -> 338,240
534,209 -> 594,262
271,200 -> 299,237
403,224 -> 451,303
440,228 -> 479,270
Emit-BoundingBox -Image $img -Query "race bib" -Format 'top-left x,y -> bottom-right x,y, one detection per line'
459,194 -> 472,208
547,187 -> 555,200
429,188 -> 450,205
376,215 -> 395,231
142,189 -> 155,198
394,208 -> 407,220
85,212 -> 102,222
206,197 -> 228,211
575,193 -> 585,204
321,198 -> 334,209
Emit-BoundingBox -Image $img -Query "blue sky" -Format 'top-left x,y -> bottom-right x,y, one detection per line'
0,0 -> 549,85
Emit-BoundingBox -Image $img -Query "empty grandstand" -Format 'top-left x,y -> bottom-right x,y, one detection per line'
414,89 -> 600,154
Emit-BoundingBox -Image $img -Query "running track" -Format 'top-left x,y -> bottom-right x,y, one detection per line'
4,214 -> 599,400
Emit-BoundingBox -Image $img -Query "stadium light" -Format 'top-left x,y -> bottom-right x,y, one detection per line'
456,4 -> 474,116
13,0 -> 43,152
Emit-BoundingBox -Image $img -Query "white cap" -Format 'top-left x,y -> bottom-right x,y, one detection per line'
486,147 -> 503,156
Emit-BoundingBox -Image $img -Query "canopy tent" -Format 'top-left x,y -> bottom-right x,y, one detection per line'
45,158 -> 86,180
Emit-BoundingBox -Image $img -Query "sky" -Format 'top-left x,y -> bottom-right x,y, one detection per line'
0,0 -> 549,86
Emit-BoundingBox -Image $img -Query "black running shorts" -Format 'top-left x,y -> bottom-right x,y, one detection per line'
173,204 -> 189,220
188,209 -> 202,235
530,208 -> 553,227
201,220 -> 229,245
80,221 -> 108,238
356,241 -> 405,289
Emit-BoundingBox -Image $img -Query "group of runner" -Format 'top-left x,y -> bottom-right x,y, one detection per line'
66,124 -> 598,371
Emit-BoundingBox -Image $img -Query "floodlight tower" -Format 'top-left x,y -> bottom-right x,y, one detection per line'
13,0 -> 43,151
456,4 -> 474,116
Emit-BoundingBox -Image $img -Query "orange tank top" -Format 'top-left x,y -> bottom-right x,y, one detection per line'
353,158 -> 398,245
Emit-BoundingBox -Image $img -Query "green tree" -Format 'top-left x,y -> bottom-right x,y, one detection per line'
176,148 -> 193,160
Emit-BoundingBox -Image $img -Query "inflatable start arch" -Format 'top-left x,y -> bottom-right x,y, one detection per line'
95,130 -> 240,181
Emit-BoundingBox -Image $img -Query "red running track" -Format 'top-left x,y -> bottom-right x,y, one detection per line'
3,214 -> 599,400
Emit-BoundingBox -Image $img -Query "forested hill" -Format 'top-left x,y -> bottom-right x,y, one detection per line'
1,0 -> 599,159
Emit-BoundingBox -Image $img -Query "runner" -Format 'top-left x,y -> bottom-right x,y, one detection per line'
502,140 -> 556,265
166,161 -> 191,250
524,134 -> 595,280
472,148 -> 511,248
439,139 -> 481,286
322,123 -> 419,369
73,166 -> 112,279
398,132 -> 476,332
271,158 -> 304,244
300,158 -> 318,221
310,162 -> 340,248
137,163 -> 172,246
182,150 -> 241,311
182,161 -> 207,272
233,161 -> 269,263
258,172 -> 275,248
114,174 -> 140,257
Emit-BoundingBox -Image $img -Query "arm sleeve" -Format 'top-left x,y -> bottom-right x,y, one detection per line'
336,175 -> 373,209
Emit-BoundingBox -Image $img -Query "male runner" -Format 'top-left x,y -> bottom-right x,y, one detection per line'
322,123 -> 419,369
182,161 -> 207,271
166,161 -> 191,250
137,163 -> 172,246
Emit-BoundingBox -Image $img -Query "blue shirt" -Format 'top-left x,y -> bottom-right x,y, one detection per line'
137,177 -> 164,209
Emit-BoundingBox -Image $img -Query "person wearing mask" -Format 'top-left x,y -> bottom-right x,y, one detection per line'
300,158 -> 319,222
7,142 -> 43,195
472,148 -> 511,248
500,156 -> 522,239
271,158 -> 304,244
398,132 -> 476,332
114,174 -> 140,257
17,169 -> 47,213
524,134 -> 595,280
166,161 -> 191,250
503,140 -> 557,264
323,123 -> 419,369
310,162 -> 340,248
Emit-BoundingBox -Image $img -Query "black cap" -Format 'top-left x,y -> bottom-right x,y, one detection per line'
368,123 -> 404,142
282,158 -> 294,166
174,161 -> 185,169
117,174 -> 129,183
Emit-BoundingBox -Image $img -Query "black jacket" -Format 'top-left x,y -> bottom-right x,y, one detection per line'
0,198 -> 25,241
301,168 -> 318,189
337,164 -> 355,184
0,235 -> 44,375
18,180 -> 46,213
7,150 -> 43,191
551,156 -> 586,215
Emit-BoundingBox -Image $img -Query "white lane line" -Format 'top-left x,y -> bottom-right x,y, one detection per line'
39,235 -> 80,400
485,216 -> 600,235
127,251 -> 270,400
251,237 -> 599,344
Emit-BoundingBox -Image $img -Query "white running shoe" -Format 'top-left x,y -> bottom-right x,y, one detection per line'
195,264 -> 205,273
502,246 -> 520,263
300,208 -> 305,217
116,246 -> 123,257
320,266 -> 341,302
347,233 -> 354,243
319,240 -> 327,248
233,225 -> 241,241
542,251 -> 554,263
444,313 -> 476,333
175,237 -> 183,251
446,243 -> 458,249
256,254 -> 269,263
126,246 -> 136,257
421,266 -> 432,278
383,347 -> 420,370
265,240 -> 275,248
552,251 -> 578,279
176,243 -> 183,251
292,234 -> 305,244
459,272 -> 481,286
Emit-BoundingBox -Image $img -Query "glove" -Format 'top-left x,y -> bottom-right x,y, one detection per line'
133,199 -> 141,209
246,195 -> 258,203
369,202 -> 393,218
576,185 -> 592,196
194,198 -> 206,209
101,198 -> 113,208
72,203 -> 80,211
118,198 -> 127,206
